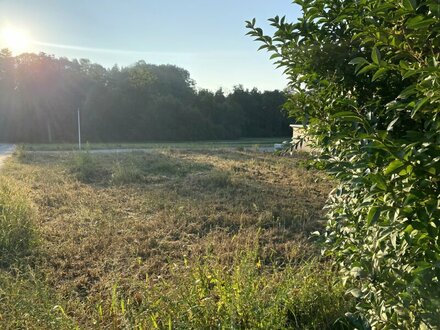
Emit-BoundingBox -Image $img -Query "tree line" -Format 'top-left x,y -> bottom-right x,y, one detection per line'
0,49 -> 290,143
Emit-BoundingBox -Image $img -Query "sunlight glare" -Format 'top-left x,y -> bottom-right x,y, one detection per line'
1,26 -> 31,54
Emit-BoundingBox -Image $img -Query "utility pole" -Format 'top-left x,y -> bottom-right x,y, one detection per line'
77,108 -> 82,151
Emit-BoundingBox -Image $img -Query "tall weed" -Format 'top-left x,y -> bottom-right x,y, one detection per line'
0,179 -> 37,268
70,151 -> 103,183
0,270 -> 75,329
95,244 -> 350,329
111,160 -> 143,185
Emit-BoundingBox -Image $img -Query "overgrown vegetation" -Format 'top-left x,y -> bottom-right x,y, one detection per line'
248,0 -> 440,327
71,150 -> 104,183
0,178 -> 37,268
0,270 -> 76,329
0,150 -> 350,328
95,247 -> 348,329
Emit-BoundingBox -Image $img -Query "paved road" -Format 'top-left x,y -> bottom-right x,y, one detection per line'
0,144 -> 15,168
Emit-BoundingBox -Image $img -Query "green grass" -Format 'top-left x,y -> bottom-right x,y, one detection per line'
95,244 -> 349,329
0,178 -> 37,268
24,137 -> 290,151
0,270 -> 76,329
0,149 -> 353,328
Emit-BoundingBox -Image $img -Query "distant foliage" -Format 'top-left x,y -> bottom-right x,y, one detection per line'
248,0 -> 440,328
0,51 -> 290,142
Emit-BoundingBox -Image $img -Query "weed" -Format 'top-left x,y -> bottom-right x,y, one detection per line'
13,144 -> 30,163
111,161 -> 143,185
95,243 -> 350,329
70,151 -> 105,183
0,270 -> 76,329
0,179 -> 37,268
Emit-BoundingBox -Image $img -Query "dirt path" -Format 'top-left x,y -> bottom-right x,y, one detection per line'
0,144 -> 15,168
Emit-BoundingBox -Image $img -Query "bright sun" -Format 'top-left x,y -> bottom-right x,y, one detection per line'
1,26 -> 31,54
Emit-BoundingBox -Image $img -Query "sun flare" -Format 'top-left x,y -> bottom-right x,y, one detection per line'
1,26 -> 31,54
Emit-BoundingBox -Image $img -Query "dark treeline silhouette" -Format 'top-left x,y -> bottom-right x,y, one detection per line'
0,49 -> 290,143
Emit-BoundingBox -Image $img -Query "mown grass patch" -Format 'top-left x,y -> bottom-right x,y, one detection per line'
0,149 -> 351,328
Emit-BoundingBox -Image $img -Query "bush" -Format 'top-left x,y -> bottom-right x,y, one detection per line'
13,145 -> 28,162
70,151 -> 103,183
0,179 -> 37,268
248,0 -> 440,327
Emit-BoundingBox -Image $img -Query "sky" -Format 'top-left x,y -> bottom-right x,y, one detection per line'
0,0 -> 301,92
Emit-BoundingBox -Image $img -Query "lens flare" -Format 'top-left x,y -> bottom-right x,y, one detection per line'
1,26 -> 30,54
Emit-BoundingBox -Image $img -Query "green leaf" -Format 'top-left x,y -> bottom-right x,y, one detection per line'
351,32 -> 365,42
399,60 -> 409,69
367,206 -> 381,226
349,57 -> 370,66
384,159 -> 405,175
406,16 -> 436,29
402,0 -> 417,11
369,173 -> 387,190
428,3 -> 440,17
411,97 -> 429,117
413,261 -> 432,274
333,111 -> 363,123
350,267 -> 365,278
348,288 -> 362,298
403,70 -> 419,79
386,117 -> 399,131
372,68 -> 388,82
357,64 -> 377,75
371,47 -> 381,65
398,85 -> 417,98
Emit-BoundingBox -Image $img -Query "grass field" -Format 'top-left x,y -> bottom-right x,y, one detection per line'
24,137 -> 291,152
0,149 -> 352,329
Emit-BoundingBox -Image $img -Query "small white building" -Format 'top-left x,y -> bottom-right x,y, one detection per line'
290,124 -> 309,150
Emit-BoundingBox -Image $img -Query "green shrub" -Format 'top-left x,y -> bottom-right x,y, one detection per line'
13,145 -> 28,162
70,151 -> 103,183
248,0 -> 440,327
0,179 -> 37,268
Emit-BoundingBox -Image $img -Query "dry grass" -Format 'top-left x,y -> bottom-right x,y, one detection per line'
0,149 -> 347,328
